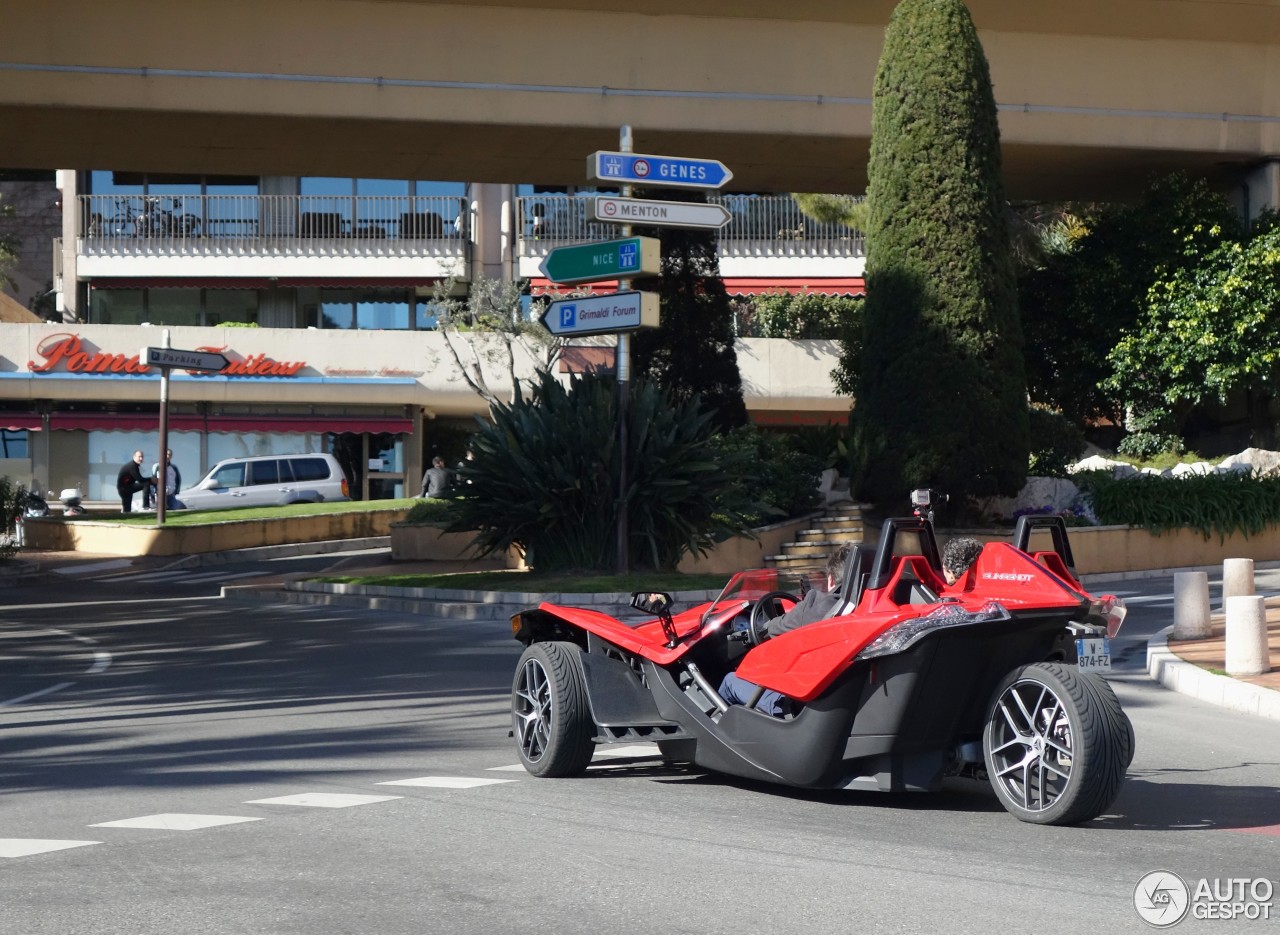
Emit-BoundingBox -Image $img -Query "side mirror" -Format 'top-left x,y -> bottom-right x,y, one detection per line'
630,591 -> 673,615
204,478 -> 220,489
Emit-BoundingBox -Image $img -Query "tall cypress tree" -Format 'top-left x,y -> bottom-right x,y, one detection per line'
850,0 -> 1027,513
631,188 -> 747,432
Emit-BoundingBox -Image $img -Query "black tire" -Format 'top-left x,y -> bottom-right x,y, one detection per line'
511,641 -> 595,777
983,662 -> 1126,825
1078,672 -> 1136,770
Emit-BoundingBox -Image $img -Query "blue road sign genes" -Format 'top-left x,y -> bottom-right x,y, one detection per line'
559,304 -> 577,329
618,241 -> 638,270
591,152 -> 732,190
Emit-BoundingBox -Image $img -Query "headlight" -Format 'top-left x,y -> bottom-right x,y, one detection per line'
855,601 -> 1011,661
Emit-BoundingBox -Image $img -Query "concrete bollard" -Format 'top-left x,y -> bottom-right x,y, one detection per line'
1172,571 -> 1211,639
1222,557 -> 1255,606
1225,595 -> 1272,676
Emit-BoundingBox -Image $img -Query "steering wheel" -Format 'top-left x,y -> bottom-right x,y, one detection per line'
747,591 -> 799,646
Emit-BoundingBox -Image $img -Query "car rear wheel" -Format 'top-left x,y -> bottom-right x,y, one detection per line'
512,641 -> 595,777
983,662 -> 1126,825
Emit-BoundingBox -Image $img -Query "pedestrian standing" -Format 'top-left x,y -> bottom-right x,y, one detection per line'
116,450 -> 149,513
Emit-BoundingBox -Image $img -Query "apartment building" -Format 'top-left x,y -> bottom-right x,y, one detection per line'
1,170 -> 862,501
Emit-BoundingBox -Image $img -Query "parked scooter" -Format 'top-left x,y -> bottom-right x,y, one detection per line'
24,491 -> 50,518
59,488 -> 85,517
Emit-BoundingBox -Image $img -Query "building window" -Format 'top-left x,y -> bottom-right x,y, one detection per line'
90,288 -> 259,326
0,429 -> 28,459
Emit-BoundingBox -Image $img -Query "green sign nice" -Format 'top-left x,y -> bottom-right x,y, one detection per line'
538,236 -> 661,285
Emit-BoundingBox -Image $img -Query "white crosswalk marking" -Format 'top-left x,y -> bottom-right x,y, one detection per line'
112,570 -> 187,583
377,777 -> 516,789
90,814 -> 262,830
0,839 -> 101,858
245,793 -> 401,808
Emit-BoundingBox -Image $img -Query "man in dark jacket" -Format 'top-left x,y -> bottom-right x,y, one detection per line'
718,541 -> 856,715
116,450 -> 149,513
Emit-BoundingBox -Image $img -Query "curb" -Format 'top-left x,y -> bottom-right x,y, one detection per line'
1147,624 -> 1280,721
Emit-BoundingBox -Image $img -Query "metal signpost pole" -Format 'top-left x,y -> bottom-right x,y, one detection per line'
156,330 -> 170,526
616,124 -> 633,575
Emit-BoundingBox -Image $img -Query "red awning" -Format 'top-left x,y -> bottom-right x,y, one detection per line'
722,277 -> 865,296
528,278 -> 620,296
47,413 -> 413,434
0,412 -> 43,431
528,277 -> 864,297
89,278 -> 441,290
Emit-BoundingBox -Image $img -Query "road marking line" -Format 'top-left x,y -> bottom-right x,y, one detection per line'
377,777 -> 517,789
177,571 -> 268,584
90,813 -> 262,831
52,559 -> 133,576
111,571 -> 187,583
245,793 -> 401,808
0,839 -> 101,858
486,764 -> 528,772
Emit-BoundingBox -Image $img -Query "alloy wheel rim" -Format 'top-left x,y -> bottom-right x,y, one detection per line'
513,657 -> 552,762
989,679 -> 1074,813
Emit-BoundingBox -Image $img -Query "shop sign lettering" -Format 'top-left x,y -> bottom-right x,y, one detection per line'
27,333 -> 305,378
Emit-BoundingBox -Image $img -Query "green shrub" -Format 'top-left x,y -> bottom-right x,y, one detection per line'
744,293 -> 859,340
709,428 -> 824,526
1074,469 -> 1280,539
0,476 -> 27,560
851,0 -> 1028,513
787,423 -> 852,473
1027,406 -> 1086,477
402,499 -> 454,525
446,371 -> 752,572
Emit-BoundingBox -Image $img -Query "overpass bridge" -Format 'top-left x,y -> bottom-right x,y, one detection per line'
3,0 -> 1280,201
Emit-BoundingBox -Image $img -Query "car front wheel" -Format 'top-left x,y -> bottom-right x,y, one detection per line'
511,641 -> 595,777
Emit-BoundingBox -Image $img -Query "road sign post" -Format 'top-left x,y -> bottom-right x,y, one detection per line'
538,236 -> 661,285
142,343 -> 229,525
540,291 -> 659,338
588,196 -> 732,230
587,151 -> 733,190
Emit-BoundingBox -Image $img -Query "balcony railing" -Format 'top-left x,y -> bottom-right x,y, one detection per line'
78,194 -> 468,259
516,194 -> 865,259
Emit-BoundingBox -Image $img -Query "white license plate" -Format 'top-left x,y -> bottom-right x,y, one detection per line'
1076,637 -> 1111,672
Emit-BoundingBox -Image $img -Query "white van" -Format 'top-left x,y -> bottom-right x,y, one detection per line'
176,453 -> 350,511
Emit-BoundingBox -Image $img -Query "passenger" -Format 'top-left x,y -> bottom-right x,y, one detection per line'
941,536 -> 984,586
718,542 -> 856,717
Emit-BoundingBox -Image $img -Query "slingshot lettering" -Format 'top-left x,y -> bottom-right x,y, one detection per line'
982,572 -> 1034,582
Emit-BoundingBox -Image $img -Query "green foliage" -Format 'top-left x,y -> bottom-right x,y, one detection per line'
709,428 -> 824,525
1020,173 -> 1239,425
739,292 -> 859,340
1074,470 -> 1280,540
1106,221 -> 1280,448
631,189 -> 747,432
0,195 -> 19,292
0,476 -> 28,559
791,194 -> 868,232
1026,406 -> 1086,477
446,371 -> 751,573
787,423 -> 853,472
851,0 -> 1028,514
1114,410 -> 1185,460
402,499 -> 454,525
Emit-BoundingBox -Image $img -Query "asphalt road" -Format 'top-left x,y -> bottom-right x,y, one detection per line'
1,568 -> 1277,935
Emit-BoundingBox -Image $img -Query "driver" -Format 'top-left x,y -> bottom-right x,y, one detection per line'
717,542 -> 856,717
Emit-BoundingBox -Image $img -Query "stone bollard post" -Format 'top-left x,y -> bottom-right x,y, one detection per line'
1225,595 -> 1272,676
1172,571 -> 1211,639
1222,557 -> 1255,607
